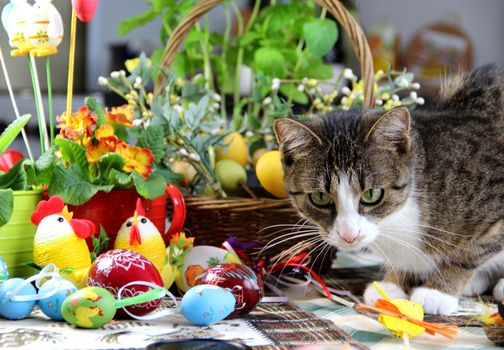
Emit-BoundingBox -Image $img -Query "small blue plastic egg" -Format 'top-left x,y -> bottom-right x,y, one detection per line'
181,284 -> 235,326
0,257 -> 8,283
38,279 -> 77,321
0,278 -> 37,320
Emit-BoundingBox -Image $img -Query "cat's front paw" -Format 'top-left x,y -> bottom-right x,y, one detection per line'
363,282 -> 407,305
410,288 -> 459,315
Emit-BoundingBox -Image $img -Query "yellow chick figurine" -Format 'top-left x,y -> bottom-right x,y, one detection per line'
26,0 -> 63,56
3,0 -> 35,56
114,199 -> 174,288
31,196 -> 95,288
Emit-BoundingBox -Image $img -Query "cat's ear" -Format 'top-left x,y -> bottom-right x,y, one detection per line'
365,106 -> 411,154
274,118 -> 323,159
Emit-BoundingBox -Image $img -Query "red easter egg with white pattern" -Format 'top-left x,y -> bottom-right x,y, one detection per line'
194,263 -> 264,318
87,249 -> 163,318
71,0 -> 98,22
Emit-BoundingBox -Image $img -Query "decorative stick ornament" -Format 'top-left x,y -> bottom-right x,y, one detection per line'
356,282 -> 458,349
0,1 -> 34,162
27,0 -> 63,147
67,0 -> 98,118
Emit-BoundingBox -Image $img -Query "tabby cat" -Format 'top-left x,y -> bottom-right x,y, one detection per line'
274,65 -> 504,315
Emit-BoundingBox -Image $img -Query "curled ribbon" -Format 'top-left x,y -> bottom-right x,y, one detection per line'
9,264 -> 66,302
356,300 -> 458,339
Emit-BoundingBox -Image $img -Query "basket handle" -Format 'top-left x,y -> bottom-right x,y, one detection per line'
154,0 -> 375,108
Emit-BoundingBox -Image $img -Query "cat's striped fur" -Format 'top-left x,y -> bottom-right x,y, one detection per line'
274,65 -> 504,315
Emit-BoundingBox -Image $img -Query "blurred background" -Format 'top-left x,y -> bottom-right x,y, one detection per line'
4,0 -> 504,155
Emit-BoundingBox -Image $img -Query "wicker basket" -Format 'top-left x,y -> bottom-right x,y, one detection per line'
157,0 -> 375,269
483,324 -> 504,345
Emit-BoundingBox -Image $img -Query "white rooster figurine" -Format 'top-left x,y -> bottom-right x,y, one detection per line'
26,0 -> 63,56
31,196 -> 95,288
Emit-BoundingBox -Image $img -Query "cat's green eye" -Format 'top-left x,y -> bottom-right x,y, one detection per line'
309,192 -> 333,207
361,188 -> 384,205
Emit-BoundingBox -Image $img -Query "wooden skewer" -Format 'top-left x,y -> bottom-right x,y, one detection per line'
66,9 -> 77,117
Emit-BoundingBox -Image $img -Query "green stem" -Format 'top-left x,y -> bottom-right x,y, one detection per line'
231,2 -> 244,108
320,7 -> 327,19
195,22 -> 212,90
220,5 -> 232,120
246,0 -> 261,32
28,58 -> 44,154
234,48 -> 244,107
46,57 -> 54,145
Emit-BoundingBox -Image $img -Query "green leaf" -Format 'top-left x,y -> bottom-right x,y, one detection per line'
0,189 -> 13,227
54,138 -> 90,179
109,169 -> 134,187
279,84 -> 309,105
239,31 -> 261,47
98,153 -> 125,180
137,126 -> 165,164
35,147 -> 57,186
152,0 -> 174,12
132,172 -> 166,199
118,10 -> 158,36
48,165 -> 113,205
85,97 -> 106,128
0,160 -> 26,190
299,62 -> 334,80
0,114 -> 31,155
152,166 -> 182,184
303,19 -> 338,57
394,73 -> 414,86
151,48 -> 166,80
254,47 -> 286,78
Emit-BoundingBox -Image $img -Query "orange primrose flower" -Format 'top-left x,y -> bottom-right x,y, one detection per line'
57,106 -> 97,146
115,143 -> 154,178
170,232 -> 195,250
95,124 -> 115,141
106,105 -> 135,127
86,142 -> 110,163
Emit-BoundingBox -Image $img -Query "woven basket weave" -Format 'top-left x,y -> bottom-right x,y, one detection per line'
157,0 -> 375,269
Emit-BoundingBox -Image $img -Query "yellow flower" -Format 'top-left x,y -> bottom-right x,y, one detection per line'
95,124 -> 114,141
86,142 -> 110,163
384,100 -> 402,110
115,143 -> 154,178
106,105 -> 135,128
170,232 -> 195,250
125,58 -> 140,73
57,106 -> 96,147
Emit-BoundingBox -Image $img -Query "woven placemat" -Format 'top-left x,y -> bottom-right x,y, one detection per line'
246,302 -> 369,350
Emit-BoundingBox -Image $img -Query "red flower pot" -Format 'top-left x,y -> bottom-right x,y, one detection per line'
66,185 -> 186,251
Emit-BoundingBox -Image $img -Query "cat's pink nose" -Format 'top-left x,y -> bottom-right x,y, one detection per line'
340,231 -> 359,244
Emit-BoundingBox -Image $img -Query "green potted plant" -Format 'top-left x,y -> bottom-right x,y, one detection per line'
37,64 -> 186,247
0,114 -> 45,277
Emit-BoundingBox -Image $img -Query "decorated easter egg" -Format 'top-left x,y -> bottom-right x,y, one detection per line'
38,279 -> 77,321
194,263 -> 263,318
87,249 -> 163,318
0,256 -> 8,283
61,286 -> 116,329
177,246 -> 241,292
0,278 -> 37,320
181,285 -> 235,326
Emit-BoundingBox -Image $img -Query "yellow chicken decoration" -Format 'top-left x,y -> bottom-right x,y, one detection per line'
114,199 -> 175,288
31,196 -> 95,288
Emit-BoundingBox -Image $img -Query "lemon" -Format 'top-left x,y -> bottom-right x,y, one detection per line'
255,150 -> 288,198
172,160 -> 197,186
216,132 -> 248,166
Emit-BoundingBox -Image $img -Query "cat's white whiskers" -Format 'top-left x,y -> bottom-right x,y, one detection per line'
260,224 -> 318,239
258,231 -> 320,252
378,232 -> 445,283
417,223 -> 476,237
371,241 -> 400,283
